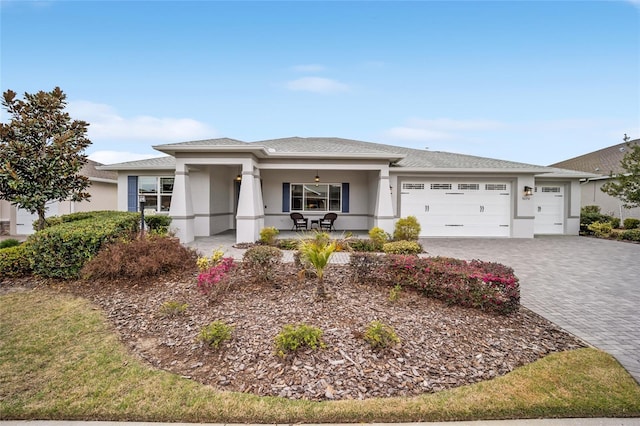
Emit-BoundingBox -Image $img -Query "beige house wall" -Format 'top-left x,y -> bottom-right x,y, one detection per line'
581,179 -> 640,221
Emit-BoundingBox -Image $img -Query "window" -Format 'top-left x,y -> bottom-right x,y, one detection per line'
430,183 -> 452,190
402,183 -> 425,190
138,176 -> 174,213
486,183 -> 507,191
291,183 -> 341,212
458,183 -> 479,190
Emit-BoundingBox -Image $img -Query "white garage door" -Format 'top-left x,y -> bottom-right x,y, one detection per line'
400,181 -> 511,237
16,202 -> 59,235
534,185 -> 564,234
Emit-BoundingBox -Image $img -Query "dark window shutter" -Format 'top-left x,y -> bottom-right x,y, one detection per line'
341,182 -> 349,213
282,182 -> 290,212
127,176 -> 138,212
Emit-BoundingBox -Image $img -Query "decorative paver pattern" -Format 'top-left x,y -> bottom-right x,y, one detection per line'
422,236 -> 640,384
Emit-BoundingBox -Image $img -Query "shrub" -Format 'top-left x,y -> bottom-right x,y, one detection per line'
580,206 -> 616,234
368,227 -> 390,250
349,252 -> 384,284
43,211 -> 94,229
0,238 -> 21,249
388,284 -> 402,302
364,320 -> 400,349
297,232 -> 336,297
197,257 -> 235,297
587,221 -> 613,238
159,300 -> 188,317
242,245 -> 283,285
259,226 -> 279,245
393,216 -> 421,241
359,254 -> 520,315
197,248 -> 225,272
197,321 -> 234,349
609,217 -> 621,229
277,238 -> 299,250
621,229 -> 640,242
347,238 -> 378,252
144,215 -> 172,235
28,211 -> 139,279
274,323 -> 325,357
82,235 -> 197,280
624,218 -> 640,230
0,244 -> 32,277
383,240 -> 422,254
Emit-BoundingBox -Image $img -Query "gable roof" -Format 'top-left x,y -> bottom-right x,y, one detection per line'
81,159 -> 117,182
549,139 -> 639,177
100,136 -> 596,178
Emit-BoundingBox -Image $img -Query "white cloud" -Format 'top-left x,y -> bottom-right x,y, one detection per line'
68,100 -> 217,143
292,64 -> 326,72
385,117 -> 507,142
285,77 -> 350,94
88,150 -> 166,165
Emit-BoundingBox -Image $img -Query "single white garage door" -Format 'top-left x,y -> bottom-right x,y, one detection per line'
16,202 -> 59,235
400,180 -> 511,237
534,184 -> 564,234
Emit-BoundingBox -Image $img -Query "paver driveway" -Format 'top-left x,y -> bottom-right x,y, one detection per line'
422,235 -> 640,384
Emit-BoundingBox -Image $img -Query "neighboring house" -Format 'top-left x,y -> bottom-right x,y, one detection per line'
100,137 -> 593,244
549,139 -> 640,221
0,160 -> 118,235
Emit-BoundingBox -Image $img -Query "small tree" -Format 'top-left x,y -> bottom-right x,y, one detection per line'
0,87 -> 91,230
601,142 -> 640,209
298,232 -> 336,298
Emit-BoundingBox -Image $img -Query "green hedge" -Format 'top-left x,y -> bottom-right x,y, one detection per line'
26,211 -> 140,279
0,244 -> 32,277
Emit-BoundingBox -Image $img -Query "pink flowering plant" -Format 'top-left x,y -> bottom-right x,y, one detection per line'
196,249 -> 236,297
350,253 -> 520,315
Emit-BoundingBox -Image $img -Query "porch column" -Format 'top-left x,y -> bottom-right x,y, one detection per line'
374,167 -> 395,234
169,164 -> 195,243
236,162 -> 263,243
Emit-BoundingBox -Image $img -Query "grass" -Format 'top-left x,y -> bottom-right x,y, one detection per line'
1,289 -> 640,422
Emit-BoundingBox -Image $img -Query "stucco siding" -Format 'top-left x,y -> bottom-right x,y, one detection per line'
581,179 -> 640,220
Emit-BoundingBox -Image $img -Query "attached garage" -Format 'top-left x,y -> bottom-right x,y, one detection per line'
534,184 -> 565,234
16,202 -> 58,235
400,179 -> 512,237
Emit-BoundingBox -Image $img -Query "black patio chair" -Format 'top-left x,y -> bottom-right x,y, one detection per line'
319,212 -> 337,232
290,212 -> 308,231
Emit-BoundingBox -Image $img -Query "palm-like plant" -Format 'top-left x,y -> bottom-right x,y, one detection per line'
298,232 -> 336,298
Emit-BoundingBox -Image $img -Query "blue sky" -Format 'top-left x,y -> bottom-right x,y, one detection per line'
1,0 -> 639,166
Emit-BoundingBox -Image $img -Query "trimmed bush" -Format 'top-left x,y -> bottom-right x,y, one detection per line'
382,240 -> 423,254
197,321 -> 234,349
610,217 -> 621,229
368,227 -> 390,250
580,206 -> 616,234
144,215 -> 172,235
28,211 -> 140,279
350,253 -> 520,315
621,229 -> 640,242
242,245 -> 283,285
0,238 -> 21,249
364,320 -> 400,349
274,323 -> 325,357
393,216 -> 421,241
276,238 -> 299,250
347,238 -> 378,252
0,244 -> 32,277
81,235 -> 197,281
624,218 -> 640,230
587,221 -> 613,238
259,226 -> 279,245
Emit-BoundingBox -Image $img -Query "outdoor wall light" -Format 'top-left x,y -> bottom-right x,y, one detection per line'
314,171 -> 320,185
235,174 -> 242,182
524,186 -> 533,197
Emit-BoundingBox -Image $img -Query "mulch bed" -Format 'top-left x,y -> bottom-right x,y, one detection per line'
4,263 -> 586,401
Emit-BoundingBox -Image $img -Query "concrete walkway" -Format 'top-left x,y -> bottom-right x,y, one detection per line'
188,234 -> 640,384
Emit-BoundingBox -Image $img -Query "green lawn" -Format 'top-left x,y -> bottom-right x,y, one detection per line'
1,289 -> 639,422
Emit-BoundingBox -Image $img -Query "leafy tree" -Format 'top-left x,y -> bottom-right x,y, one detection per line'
0,87 -> 91,230
601,142 -> 640,209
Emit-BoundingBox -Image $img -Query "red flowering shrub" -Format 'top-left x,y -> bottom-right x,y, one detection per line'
350,253 -> 520,315
197,257 -> 235,296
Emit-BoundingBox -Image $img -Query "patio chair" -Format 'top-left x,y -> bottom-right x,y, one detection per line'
319,212 -> 337,232
290,212 -> 308,231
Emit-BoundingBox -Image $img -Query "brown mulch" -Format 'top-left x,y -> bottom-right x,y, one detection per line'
2,265 -> 586,401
